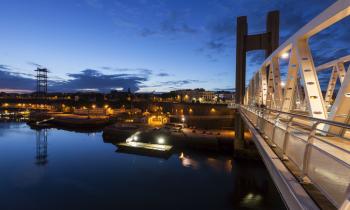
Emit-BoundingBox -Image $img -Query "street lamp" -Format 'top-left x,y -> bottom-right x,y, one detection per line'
281,52 -> 289,59
157,137 -> 165,144
280,81 -> 286,88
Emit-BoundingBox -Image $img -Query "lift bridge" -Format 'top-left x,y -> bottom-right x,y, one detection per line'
231,0 -> 350,209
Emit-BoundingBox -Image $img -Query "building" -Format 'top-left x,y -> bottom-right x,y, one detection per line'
172,89 -> 216,103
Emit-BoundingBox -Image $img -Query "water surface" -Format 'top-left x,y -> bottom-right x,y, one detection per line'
0,122 -> 286,210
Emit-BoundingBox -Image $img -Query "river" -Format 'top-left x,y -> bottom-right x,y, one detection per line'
0,122 -> 286,210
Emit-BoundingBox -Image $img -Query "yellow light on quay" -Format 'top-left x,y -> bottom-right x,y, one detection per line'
181,116 -> 186,122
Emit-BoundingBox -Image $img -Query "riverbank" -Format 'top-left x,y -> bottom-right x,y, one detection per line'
28,112 -> 112,129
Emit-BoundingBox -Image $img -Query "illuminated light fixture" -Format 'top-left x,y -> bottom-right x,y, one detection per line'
281,52 -> 289,59
181,116 -> 186,122
280,81 -> 286,87
133,135 -> 138,141
92,104 -> 96,109
345,93 -> 350,98
157,137 -> 165,144
104,105 -> 109,109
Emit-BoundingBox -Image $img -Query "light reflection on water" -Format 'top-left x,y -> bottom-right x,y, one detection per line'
0,122 -> 286,210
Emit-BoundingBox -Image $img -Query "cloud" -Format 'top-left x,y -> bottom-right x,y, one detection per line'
101,66 -> 112,70
27,62 -> 43,68
0,64 -> 11,71
160,79 -> 203,86
104,67 -> 153,78
51,69 -> 147,92
198,17 -> 236,59
247,51 -> 265,67
213,87 -> 235,92
138,68 -> 153,76
208,17 -> 236,39
140,10 -> 197,38
85,0 -> 103,9
206,40 -> 227,53
0,65 -> 36,92
200,0 -> 337,61
0,65 -> 151,93
140,28 -> 157,37
160,10 -> 197,34
141,79 -> 204,89
157,73 -> 170,77
310,22 -> 350,67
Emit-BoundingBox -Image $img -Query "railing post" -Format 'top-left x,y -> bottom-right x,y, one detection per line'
340,185 -> 350,210
269,112 -> 281,147
301,122 -> 319,183
282,116 -> 294,160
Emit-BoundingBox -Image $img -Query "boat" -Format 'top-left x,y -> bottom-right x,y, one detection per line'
116,141 -> 173,159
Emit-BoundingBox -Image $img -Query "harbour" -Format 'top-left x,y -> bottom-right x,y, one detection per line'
0,121 -> 285,210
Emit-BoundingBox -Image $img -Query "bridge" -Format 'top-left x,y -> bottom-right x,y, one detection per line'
232,0 -> 350,209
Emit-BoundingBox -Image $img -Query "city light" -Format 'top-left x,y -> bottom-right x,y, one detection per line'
92,104 -> 96,109
181,116 -> 186,123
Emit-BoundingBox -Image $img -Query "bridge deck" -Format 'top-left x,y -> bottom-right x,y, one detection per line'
240,106 -> 350,209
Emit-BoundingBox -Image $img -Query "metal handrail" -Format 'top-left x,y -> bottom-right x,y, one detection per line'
240,104 -> 350,131
242,104 -> 350,156
241,105 -> 350,155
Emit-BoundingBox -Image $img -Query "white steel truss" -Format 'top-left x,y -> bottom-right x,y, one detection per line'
244,0 -> 350,121
316,55 -> 350,108
241,1 -> 350,208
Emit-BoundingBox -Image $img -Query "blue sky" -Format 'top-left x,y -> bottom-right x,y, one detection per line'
0,0 -> 348,93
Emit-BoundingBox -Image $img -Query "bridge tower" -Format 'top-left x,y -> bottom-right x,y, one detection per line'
235,11 -> 279,153
35,67 -> 48,98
